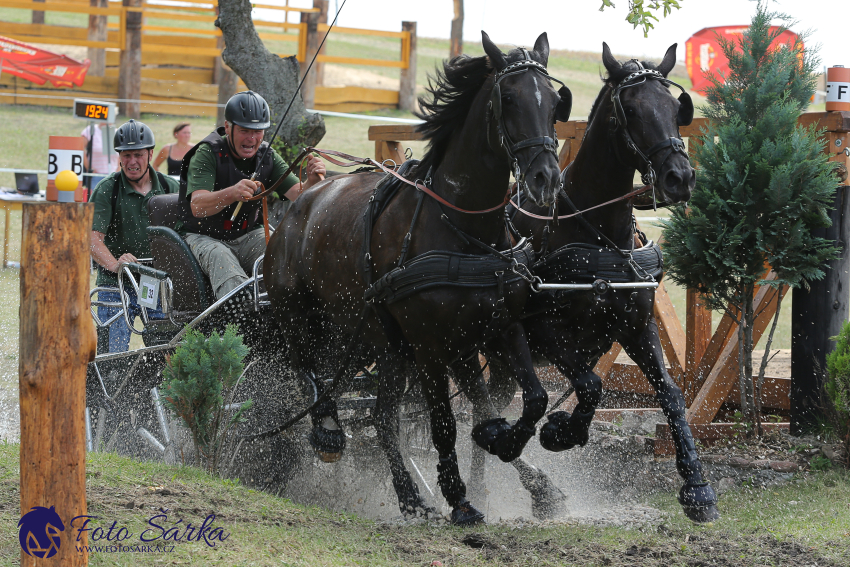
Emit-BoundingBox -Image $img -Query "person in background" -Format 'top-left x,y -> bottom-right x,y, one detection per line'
81,123 -> 118,193
90,119 -> 179,353
153,122 -> 193,177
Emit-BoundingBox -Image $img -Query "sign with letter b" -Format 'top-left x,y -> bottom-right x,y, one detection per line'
47,136 -> 85,202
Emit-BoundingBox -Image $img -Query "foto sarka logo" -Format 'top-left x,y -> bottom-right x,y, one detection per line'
18,506 -> 65,558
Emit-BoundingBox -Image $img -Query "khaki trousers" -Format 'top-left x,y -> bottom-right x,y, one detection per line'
184,228 -> 266,299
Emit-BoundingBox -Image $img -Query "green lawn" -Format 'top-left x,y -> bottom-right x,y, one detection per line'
0,441 -> 848,567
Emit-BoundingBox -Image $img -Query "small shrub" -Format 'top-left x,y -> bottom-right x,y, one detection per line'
825,320 -> 850,468
160,324 -> 252,473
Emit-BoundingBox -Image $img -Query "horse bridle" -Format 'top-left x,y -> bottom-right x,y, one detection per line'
608,62 -> 692,199
488,49 -> 571,198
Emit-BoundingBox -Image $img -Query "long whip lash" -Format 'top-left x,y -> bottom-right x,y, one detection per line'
230,0 -> 347,221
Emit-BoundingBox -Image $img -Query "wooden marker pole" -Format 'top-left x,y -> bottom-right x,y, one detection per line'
19,202 -> 96,566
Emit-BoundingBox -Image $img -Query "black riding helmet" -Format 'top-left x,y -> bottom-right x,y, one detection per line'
114,119 -> 155,151
224,91 -> 271,130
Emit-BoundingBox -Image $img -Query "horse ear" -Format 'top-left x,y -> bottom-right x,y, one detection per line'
482,31 -> 507,71
555,86 -> 572,122
533,32 -> 550,67
657,43 -> 677,77
602,42 -> 621,75
677,91 -> 694,126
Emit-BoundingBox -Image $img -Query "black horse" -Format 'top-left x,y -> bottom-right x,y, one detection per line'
264,32 -> 571,524
464,43 -> 719,523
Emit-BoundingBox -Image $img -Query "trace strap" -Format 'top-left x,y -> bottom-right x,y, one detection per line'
251,146 -> 511,215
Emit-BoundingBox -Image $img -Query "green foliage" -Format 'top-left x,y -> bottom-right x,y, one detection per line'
271,118 -> 310,168
662,2 -> 838,309
599,0 -> 681,37
825,320 -> 850,467
160,324 -> 252,473
661,2 -> 839,432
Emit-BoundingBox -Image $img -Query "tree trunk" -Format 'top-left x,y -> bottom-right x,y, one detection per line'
450,0 -> 463,58
756,285 -> 785,436
742,286 -> 757,432
216,0 -> 324,148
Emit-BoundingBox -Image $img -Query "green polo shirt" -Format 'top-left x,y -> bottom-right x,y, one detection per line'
90,168 -> 178,286
185,137 -> 299,198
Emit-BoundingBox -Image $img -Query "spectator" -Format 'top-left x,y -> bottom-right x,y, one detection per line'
153,122 -> 193,177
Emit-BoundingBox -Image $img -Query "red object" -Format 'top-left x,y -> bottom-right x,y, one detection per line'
0,35 -> 90,88
685,26 -> 800,94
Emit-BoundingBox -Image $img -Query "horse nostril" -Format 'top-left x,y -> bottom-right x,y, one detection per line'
664,170 -> 683,190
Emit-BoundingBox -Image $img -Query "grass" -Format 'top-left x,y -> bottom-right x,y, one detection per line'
1,441 -> 848,566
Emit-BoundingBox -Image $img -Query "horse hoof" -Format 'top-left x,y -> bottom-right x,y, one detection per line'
529,479 -> 568,520
539,410 -> 590,452
678,482 -> 720,523
308,424 -> 346,462
450,500 -> 485,526
471,417 -> 511,454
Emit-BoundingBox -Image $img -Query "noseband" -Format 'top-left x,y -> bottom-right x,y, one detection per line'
488,49 -> 566,196
608,62 -> 690,196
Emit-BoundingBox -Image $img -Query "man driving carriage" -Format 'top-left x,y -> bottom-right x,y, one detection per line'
90,119 -> 179,353
179,90 -> 326,300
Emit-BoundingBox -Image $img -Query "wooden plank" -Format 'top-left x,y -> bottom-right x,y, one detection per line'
593,342 -> 622,378
798,111 -> 850,133
140,77 -> 217,101
653,281 -> 687,384
606,362 -> 789,410
316,24 -> 405,38
368,124 -> 423,142
687,281 -> 788,424
105,67 -> 214,83
4,0 -> 121,14
679,117 -> 709,139
315,86 -> 398,106
316,55 -> 405,68
557,138 -> 571,170
656,422 -> 789,441
143,33 -> 218,48
19,203 -> 96,567
685,287 -> 712,395
0,21 -> 89,40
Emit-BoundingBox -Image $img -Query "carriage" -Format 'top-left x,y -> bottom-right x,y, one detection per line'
85,32 -> 720,525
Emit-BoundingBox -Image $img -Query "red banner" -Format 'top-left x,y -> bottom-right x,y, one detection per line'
685,26 -> 800,94
0,35 -> 90,88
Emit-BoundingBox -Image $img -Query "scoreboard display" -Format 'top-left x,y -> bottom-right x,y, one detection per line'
72,99 -> 116,124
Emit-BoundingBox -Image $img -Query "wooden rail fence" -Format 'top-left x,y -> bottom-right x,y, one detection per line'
369,110 -> 850,452
0,0 -> 414,115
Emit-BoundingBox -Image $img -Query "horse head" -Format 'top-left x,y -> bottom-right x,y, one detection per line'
600,42 -> 695,204
482,31 -> 570,208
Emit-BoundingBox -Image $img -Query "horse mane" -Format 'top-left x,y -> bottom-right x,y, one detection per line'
414,47 -> 545,176
587,58 -> 662,126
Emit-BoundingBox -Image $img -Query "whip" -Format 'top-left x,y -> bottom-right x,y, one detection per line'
230,0 -> 347,221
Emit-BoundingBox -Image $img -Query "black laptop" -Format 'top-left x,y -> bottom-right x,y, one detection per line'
15,173 -> 39,195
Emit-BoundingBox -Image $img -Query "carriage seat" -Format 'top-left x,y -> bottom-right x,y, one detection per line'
146,194 -> 214,316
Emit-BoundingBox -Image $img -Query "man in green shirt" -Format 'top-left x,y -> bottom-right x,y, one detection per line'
179,91 -> 326,299
90,119 -> 179,352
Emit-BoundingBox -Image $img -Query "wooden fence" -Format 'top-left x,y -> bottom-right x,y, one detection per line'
0,0 -> 414,114
369,110 -> 850,452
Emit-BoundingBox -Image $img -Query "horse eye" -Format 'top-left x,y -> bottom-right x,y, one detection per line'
624,107 -> 636,115
502,94 -> 514,105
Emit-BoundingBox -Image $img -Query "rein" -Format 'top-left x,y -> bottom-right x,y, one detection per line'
253,146 -> 511,215
510,183 -> 651,221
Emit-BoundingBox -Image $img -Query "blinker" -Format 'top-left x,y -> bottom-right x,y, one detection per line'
490,82 -> 502,121
677,91 -> 694,126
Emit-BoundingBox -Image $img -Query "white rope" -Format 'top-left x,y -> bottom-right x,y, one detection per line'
0,167 -> 100,177
0,92 -> 424,123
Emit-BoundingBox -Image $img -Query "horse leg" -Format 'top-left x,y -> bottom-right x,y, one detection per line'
419,360 -> 484,525
539,353 -> 603,452
277,299 -> 346,462
457,354 -> 567,519
619,318 -> 720,523
471,322 -> 547,463
373,355 -> 435,518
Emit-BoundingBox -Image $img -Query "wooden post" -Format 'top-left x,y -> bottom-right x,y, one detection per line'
398,21 -> 417,112
450,0 -> 463,58
32,0 -> 45,24
685,288 -> 712,398
87,0 -> 108,76
791,184 -> 850,433
299,11 -> 319,109
118,0 -> 142,119
19,203 -> 96,566
314,0 -> 328,87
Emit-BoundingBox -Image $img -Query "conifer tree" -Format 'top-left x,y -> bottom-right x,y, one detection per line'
661,1 -> 839,435
161,324 -> 252,472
